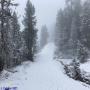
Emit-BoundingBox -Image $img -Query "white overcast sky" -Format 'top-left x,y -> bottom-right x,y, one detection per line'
16,0 -> 65,30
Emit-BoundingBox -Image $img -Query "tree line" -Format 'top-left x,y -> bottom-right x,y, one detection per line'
55,0 -> 90,63
0,0 -> 37,72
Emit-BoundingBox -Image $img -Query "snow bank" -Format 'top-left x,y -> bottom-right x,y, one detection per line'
80,61 -> 90,72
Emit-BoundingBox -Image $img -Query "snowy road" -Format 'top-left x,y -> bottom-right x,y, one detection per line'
0,43 -> 90,90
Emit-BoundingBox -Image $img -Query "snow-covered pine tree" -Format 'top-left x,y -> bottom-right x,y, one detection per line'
80,0 -> 90,49
55,8 -> 72,58
0,0 -> 18,69
10,12 -> 22,66
75,0 -> 90,63
2,11 -> 22,68
77,41 -> 88,63
20,31 -> 29,61
23,0 -> 37,62
33,28 -> 38,54
67,0 -> 82,58
55,0 -> 82,58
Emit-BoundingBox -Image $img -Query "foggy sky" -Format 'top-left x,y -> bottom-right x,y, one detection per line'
16,0 -> 65,30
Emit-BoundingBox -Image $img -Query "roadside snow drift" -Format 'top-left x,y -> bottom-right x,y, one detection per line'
80,61 -> 90,73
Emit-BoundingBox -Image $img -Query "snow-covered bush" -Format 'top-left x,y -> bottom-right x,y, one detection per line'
64,59 -> 81,79
64,59 -> 90,85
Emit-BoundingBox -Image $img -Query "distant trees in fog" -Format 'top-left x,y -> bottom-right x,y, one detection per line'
40,25 -> 49,49
55,0 -> 90,63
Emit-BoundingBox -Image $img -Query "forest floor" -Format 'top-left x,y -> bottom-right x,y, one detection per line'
0,43 -> 90,90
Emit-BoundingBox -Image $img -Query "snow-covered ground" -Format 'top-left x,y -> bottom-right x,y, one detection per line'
0,43 -> 90,90
80,61 -> 90,73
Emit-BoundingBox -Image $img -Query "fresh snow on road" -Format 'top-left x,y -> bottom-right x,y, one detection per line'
0,43 -> 90,90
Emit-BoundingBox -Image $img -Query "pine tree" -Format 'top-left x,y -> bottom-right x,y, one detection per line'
80,0 -> 90,49
11,12 -> 22,66
55,0 -> 82,58
23,0 -> 37,61
0,0 -> 18,69
55,5 -> 73,58
77,41 -> 88,63
70,0 -> 81,57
